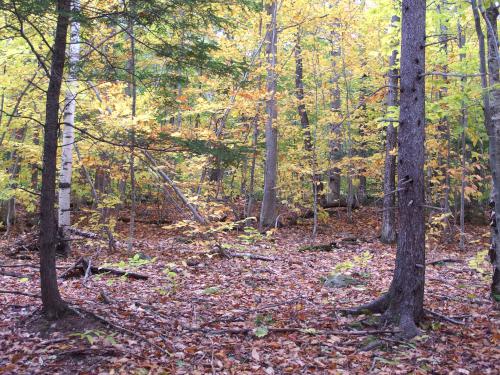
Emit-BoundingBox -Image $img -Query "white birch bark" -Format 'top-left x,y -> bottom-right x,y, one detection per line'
58,0 -> 80,251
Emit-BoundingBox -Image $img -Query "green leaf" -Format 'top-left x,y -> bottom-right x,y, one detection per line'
254,326 -> 269,338
202,286 -> 220,295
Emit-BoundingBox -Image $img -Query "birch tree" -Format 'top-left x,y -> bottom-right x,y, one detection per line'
58,0 -> 81,255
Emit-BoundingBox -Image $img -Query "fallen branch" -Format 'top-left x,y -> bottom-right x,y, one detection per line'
74,307 -> 170,356
0,289 -> 41,298
183,325 -> 398,336
142,150 -> 208,225
0,263 -> 67,269
0,270 -> 27,278
424,308 -> 466,325
60,257 -> 148,280
298,242 -> 339,252
426,258 -> 462,266
212,244 -> 275,261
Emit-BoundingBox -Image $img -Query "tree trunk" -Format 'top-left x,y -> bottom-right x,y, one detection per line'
458,23 -> 467,250
58,0 -> 81,256
484,5 -> 500,299
327,28 -> 342,205
385,0 -> 426,335
351,0 -> 426,338
294,32 -> 312,153
381,16 -> 399,244
39,0 -> 71,320
259,0 -> 278,230
127,0 -> 137,252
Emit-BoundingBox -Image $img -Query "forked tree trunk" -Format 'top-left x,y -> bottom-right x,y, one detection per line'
381,16 -> 399,244
350,0 -> 426,338
259,0 -> 278,230
58,0 -> 81,256
39,0 -> 71,319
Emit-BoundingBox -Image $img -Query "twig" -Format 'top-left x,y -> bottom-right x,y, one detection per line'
73,306 -> 171,356
424,308 -> 466,325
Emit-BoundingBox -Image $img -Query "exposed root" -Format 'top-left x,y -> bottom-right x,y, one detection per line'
341,293 -> 390,315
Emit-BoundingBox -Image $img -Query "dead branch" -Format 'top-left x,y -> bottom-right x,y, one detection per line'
212,244 -> 275,261
59,257 -> 148,280
0,270 -> 28,278
74,307 -> 170,356
183,325 -> 398,336
298,242 -> 339,252
426,258 -> 462,266
424,308 -> 466,325
0,289 -> 41,298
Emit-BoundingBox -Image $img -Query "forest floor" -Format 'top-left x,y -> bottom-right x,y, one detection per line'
0,207 -> 499,374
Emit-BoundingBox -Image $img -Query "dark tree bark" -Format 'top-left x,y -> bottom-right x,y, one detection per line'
381,17 -> 399,244
470,0 -> 498,297
294,32 -> 312,153
484,5 -> 500,299
350,0 -> 426,338
327,27 -> 342,205
39,0 -> 71,319
259,0 -> 278,230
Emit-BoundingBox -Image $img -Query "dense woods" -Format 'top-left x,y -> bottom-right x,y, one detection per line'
0,0 -> 499,373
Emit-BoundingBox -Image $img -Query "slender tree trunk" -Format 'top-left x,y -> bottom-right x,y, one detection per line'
245,114 -> 259,218
340,49 -> 353,222
484,5 -> 500,299
294,32 -> 312,153
327,28 -> 342,205
381,16 -> 399,244
127,0 -> 137,252
259,0 -> 278,230
458,23 -> 467,250
39,0 -> 71,319
294,31 -> 318,234
58,0 -> 80,255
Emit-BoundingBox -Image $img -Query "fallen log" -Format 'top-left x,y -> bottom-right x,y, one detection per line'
426,258 -> 462,266
0,270 -> 27,278
298,242 -> 339,252
212,244 -> 275,261
60,257 -> 148,280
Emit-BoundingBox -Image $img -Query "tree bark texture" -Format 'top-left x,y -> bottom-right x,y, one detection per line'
39,0 -> 71,319
259,0 -> 278,230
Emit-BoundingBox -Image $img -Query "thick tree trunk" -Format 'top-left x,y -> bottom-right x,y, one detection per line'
351,0 -> 426,338
385,0 -> 426,335
381,22 -> 399,244
39,0 -> 71,320
259,0 -> 278,230
58,0 -> 81,256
